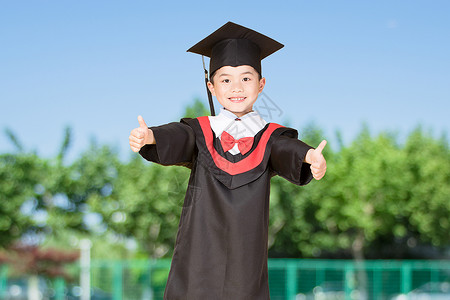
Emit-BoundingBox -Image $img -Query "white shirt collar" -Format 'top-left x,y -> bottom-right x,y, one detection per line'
208,108 -> 267,139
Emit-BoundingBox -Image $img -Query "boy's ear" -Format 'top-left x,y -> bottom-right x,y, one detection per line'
259,77 -> 266,93
207,81 -> 216,96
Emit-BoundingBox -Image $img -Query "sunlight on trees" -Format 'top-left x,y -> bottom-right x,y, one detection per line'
0,102 -> 449,262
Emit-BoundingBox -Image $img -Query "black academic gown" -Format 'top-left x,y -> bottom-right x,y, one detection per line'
139,116 -> 313,300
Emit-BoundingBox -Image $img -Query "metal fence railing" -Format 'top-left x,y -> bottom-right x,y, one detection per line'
1,259 -> 449,299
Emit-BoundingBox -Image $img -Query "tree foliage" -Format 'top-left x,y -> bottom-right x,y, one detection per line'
0,152 -> 44,247
268,126 -> 450,259
1,102 -> 449,261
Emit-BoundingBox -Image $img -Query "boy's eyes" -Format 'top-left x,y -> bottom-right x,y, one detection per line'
221,77 -> 251,83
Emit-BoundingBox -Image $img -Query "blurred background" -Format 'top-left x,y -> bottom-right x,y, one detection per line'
1,1 -> 449,299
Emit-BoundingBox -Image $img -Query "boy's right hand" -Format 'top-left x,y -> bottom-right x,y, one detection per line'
129,115 -> 155,152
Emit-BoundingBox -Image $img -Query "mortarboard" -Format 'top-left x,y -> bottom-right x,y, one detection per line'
187,22 -> 284,116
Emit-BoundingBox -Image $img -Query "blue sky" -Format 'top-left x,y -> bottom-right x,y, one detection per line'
1,1 -> 449,160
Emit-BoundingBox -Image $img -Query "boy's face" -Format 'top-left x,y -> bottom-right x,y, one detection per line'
207,65 -> 265,117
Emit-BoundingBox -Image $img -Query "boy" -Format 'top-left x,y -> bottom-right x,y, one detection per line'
129,22 -> 326,300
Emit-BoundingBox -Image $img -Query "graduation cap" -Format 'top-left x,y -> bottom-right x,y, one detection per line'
187,22 -> 284,116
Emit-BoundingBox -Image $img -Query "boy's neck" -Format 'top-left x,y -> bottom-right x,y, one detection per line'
223,108 -> 254,118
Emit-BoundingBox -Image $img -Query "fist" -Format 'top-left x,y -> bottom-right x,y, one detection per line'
129,116 -> 152,152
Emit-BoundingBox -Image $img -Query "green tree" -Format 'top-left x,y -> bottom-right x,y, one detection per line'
89,158 -> 189,257
88,101 -> 207,257
44,142 -> 119,236
3,101 -> 449,262
0,152 -> 44,247
268,123 -> 330,258
269,124 -> 450,259
314,128 -> 412,259
403,128 -> 450,247
183,98 -> 210,118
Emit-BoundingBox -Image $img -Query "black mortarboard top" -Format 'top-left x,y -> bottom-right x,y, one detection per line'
187,22 -> 284,116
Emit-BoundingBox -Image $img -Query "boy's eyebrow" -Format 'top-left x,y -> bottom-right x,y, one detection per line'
218,71 -> 255,77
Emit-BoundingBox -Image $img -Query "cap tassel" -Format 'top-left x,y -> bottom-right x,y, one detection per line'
202,56 -> 215,116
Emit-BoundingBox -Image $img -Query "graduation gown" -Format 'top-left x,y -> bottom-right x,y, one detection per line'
139,116 -> 313,300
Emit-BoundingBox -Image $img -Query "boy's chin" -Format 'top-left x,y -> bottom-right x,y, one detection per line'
227,109 -> 252,117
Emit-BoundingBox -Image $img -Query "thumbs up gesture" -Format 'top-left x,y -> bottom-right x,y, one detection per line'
129,116 -> 155,152
305,140 -> 327,180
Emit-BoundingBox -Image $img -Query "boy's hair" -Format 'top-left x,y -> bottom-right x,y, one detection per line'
209,71 -> 263,85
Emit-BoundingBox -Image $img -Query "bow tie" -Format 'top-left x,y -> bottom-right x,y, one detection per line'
220,131 -> 254,155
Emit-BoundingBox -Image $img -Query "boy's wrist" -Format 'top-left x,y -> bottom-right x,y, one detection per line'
304,149 -> 313,164
144,128 -> 156,145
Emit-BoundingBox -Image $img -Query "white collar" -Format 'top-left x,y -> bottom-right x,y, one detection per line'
208,108 -> 267,139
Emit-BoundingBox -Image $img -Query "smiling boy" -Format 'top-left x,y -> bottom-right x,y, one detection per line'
129,22 -> 326,300
207,65 -> 264,117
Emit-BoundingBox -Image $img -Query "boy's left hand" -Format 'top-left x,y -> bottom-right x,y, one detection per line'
305,140 -> 327,180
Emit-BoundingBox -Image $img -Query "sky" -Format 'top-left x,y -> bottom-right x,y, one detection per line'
1,1 -> 449,161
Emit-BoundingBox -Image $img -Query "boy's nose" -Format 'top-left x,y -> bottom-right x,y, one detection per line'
232,82 -> 243,92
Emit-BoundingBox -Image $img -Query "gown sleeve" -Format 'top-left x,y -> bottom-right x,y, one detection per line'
139,121 -> 196,167
269,133 -> 314,186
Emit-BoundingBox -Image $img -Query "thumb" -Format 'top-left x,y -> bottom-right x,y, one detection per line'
315,140 -> 327,154
137,115 -> 148,129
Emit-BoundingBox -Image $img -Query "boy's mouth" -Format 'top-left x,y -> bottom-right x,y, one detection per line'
228,97 -> 246,103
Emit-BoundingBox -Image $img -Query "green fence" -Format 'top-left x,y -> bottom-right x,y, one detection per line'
1,259 -> 449,299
